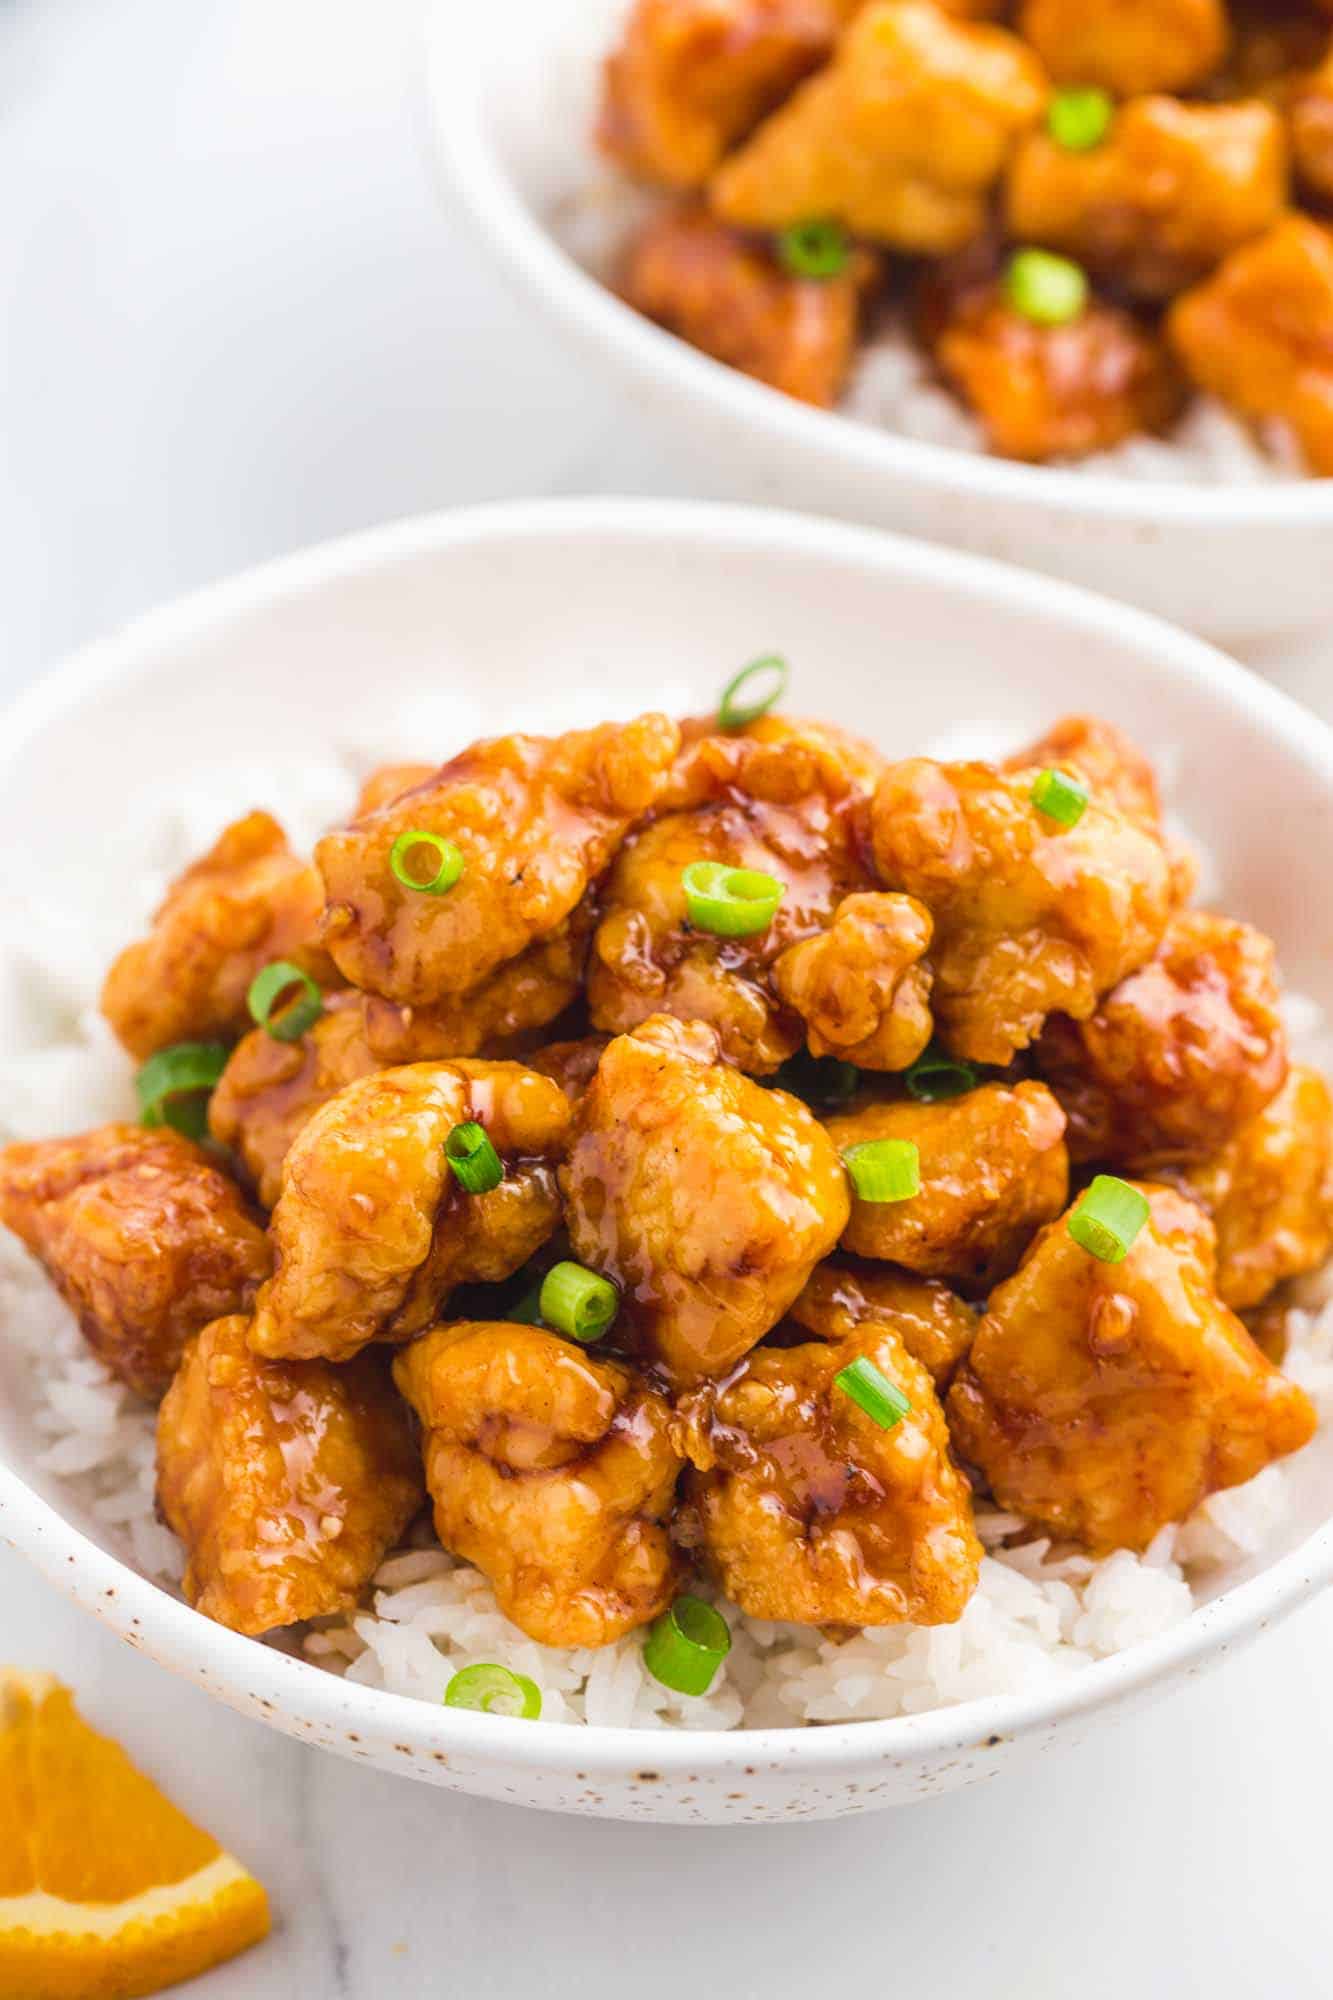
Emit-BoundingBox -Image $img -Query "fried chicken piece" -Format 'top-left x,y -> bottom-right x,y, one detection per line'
771,892 -> 934,1069
1016,0 -> 1228,95
1007,98 -> 1287,303
250,1061 -> 570,1363
353,763 -> 436,816
589,721 -> 882,1073
618,201 -> 878,407
678,1321 -> 980,1624
1168,216 -> 1333,474
946,1184 -> 1316,1553
1168,1066 -> 1333,1309
710,0 -> 1046,255
870,757 -> 1172,1065
824,1082 -> 1069,1288
786,1257 -> 978,1384
1289,46 -> 1333,203
597,0 -> 856,189
101,812 -> 337,1061
0,1125 -> 269,1397
526,1035 -> 611,1104
561,1014 -> 849,1383
157,1315 -> 422,1636
394,1323 -> 682,1648
1035,912 -> 1288,1170
316,714 -> 679,1008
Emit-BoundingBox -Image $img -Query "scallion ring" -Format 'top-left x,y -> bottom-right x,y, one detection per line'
643,1596 -> 732,1697
389,829 -> 464,896
1067,1175 -> 1150,1264
1004,247 -> 1089,327
539,1261 -> 619,1344
1047,85 -> 1113,152
681,860 -> 785,937
444,1120 -> 504,1195
135,1040 -> 229,1140
776,219 -> 849,281
246,960 -> 324,1043
717,654 -> 789,730
1031,766 -> 1089,828
843,1137 -> 920,1204
903,1046 -> 979,1103
443,1664 -> 542,1719
835,1355 -> 911,1431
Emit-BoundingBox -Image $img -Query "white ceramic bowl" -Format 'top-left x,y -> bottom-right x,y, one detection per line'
2,497 -> 1331,1823
426,0 -> 1333,646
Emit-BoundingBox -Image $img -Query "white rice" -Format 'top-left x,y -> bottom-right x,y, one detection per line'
5,755 -> 1333,1731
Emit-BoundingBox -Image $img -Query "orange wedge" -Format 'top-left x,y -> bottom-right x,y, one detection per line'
0,1672 -> 270,2000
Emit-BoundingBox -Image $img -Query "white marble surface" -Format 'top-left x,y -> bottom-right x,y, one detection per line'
2,1 -> 1333,1993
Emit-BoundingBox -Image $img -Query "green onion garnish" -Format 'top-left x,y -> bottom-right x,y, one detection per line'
1047,85 -> 1113,152
776,219 -> 849,281
1004,247 -> 1089,327
843,1138 -> 920,1204
1031,766 -> 1089,829
775,1051 -> 860,1108
245,961 -> 323,1043
389,828 -> 464,896
538,1261 -> 619,1344
903,1045 -> 979,1103
717,654 -> 789,730
444,1120 -> 504,1195
1067,1175 -> 1150,1264
835,1355 -> 911,1431
135,1040 -> 229,1141
443,1664 -> 542,1719
643,1596 -> 732,1697
681,860 -> 785,937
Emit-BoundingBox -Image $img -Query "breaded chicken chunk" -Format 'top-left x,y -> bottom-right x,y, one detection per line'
1035,912 -> 1288,1169
526,1035 -> 612,1105
771,891 -> 934,1069
157,1315 -> 422,1635
825,1082 -> 1069,1288
561,1014 -> 850,1383
0,1125 -> 269,1397
101,812 -> 337,1060
353,762 -> 437,817
710,1 -> 1047,255
871,757 -> 1172,1064
394,1322 -> 682,1648
316,714 -> 679,1009
1002,714 -> 1164,831
786,1257 -> 978,1385
1016,0 -> 1228,96
1289,46 -> 1333,203
250,1060 -> 570,1363
947,1184 -> 1316,1551
678,1320 -> 981,1624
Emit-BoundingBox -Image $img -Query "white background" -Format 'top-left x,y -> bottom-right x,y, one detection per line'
2,2 -> 1331,1994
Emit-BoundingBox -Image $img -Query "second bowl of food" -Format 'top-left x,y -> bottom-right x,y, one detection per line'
2,496 -> 1332,1822
429,0 -> 1333,641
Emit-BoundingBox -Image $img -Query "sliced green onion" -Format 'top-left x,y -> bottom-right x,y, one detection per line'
835,1355 -> 911,1431
1067,1174 -> 1150,1264
643,1596 -> 731,1697
1047,85 -> 1113,152
1031,766 -> 1089,829
717,654 -> 790,730
776,219 -> 849,281
389,828 -> 464,896
903,1045 -> 979,1103
539,1261 -> 619,1344
843,1138 -> 920,1204
681,860 -> 785,937
246,960 -> 324,1043
775,1051 -> 860,1109
135,1040 -> 229,1140
1005,247 -> 1089,327
444,1120 -> 504,1195
443,1664 -> 542,1719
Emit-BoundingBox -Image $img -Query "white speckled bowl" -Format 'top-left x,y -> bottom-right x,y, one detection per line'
2,498 -> 1331,1822
425,0 -> 1333,645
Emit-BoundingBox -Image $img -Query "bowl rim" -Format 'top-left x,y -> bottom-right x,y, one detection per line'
3,491 -> 1332,1781
423,0 -> 1333,530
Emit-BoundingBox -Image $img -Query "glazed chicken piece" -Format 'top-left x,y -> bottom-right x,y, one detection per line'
0,1125 -> 269,1398
786,1257 -> 978,1385
1007,98 -> 1288,302
250,1060 -> 571,1363
597,0 -> 856,189
1289,47 -> 1333,203
1169,1066 -> 1333,1309
315,713 -> 680,1009
589,719 -> 894,1073
1035,912 -> 1288,1169
353,762 -> 437,816
770,892 -> 934,1069
710,0 -> 1047,255
157,1315 -> 422,1636
824,1082 -> 1069,1289
947,1184 -> 1317,1552
1016,0 -> 1228,95
101,812 -> 337,1061
618,202 -> 878,408
1168,216 -> 1333,474
561,1014 -> 850,1383
526,1035 -> 612,1105
870,757 -> 1172,1064
678,1320 -> 981,1624
394,1322 -> 682,1648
